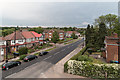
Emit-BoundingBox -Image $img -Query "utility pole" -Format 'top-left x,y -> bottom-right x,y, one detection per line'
6,40 -> 8,63
14,27 -> 17,52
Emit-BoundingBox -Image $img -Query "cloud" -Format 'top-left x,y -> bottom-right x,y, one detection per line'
82,22 -> 90,26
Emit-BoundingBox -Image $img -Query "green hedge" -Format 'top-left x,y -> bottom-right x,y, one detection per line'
19,55 -> 27,60
77,55 -> 93,62
65,60 -> 120,79
19,47 -> 28,55
70,47 -> 86,60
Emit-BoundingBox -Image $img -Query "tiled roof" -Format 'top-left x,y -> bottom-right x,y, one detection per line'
30,31 -> 42,37
22,31 -> 35,39
4,31 -> 25,40
0,37 -> 5,41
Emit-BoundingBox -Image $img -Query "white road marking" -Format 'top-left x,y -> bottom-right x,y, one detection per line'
54,52 -> 60,55
43,56 -> 52,60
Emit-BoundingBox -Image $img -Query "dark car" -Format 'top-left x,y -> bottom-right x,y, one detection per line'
24,55 -> 38,62
1,61 -> 21,70
39,51 -> 48,56
13,52 -> 19,56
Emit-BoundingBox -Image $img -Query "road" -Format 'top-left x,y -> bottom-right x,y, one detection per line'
2,39 -> 84,79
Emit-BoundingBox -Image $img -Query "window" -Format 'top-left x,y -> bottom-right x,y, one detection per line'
49,36 -> 51,38
49,33 -> 52,34
59,33 -> 63,34
60,35 -> 63,37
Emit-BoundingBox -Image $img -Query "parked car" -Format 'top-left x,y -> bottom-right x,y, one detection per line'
110,60 -> 119,64
39,51 -> 48,56
13,52 -> 19,56
24,55 -> 38,62
1,61 -> 21,70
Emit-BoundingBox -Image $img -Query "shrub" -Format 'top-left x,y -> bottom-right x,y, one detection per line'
35,46 -> 39,50
77,55 -> 93,62
19,47 -> 28,55
28,49 -> 35,53
64,61 -> 68,72
38,46 -> 43,49
70,47 -> 86,60
66,60 -> 120,79
19,55 -> 26,60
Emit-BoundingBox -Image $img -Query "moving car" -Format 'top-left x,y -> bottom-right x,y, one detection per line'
24,55 -> 38,62
39,51 -> 48,56
1,61 -> 21,70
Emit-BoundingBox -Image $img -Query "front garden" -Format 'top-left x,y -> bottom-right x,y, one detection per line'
64,47 -> 120,79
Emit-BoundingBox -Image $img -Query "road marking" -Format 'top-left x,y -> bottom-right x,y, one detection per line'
54,52 -> 60,55
43,56 -> 52,60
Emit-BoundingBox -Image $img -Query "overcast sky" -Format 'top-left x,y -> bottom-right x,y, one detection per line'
0,0 -> 119,27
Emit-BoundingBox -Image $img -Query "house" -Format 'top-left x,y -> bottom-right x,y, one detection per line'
102,33 -> 119,63
0,37 -> 6,61
65,31 -> 80,38
30,31 -> 43,44
4,29 -> 43,53
43,30 -> 65,41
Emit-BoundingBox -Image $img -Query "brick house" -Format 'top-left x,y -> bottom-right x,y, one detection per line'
43,30 -> 65,41
103,33 -> 119,63
65,31 -> 80,38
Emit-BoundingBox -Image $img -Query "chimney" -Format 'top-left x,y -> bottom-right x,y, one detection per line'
113,33 -> 118,38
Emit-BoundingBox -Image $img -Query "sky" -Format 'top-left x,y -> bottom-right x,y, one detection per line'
0,0 -> 119,27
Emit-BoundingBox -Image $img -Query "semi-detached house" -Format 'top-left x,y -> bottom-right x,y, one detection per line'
0,29 -> 43,61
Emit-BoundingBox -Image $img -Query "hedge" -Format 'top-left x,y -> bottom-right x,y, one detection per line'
19,47 -> 28,55
19,55 -> 27,60
65,60 -> 120,79
70,47 -> 86,60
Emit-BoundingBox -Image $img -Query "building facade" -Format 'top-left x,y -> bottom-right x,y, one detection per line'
103,33 -> 119,62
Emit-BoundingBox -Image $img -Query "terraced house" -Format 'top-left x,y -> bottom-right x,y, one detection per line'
0,29 -> 43,61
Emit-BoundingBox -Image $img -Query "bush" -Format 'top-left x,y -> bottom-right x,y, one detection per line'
28,49 -> 35,53
64,61 -> 68,72
77,55 -> 93,62
19,47 -> 28,55
19,55 -> 26,60
66,60 -> 120,79
38,46 -> 43,49
70,47 -> 86,60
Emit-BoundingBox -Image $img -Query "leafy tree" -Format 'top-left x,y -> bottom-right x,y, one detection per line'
95,14 -> 118,29
113,23 -> 120,36
18,47 -> 28,55
71,32 -> 78,39
51,31 -> 59,44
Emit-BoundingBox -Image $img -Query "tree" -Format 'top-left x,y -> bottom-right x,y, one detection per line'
71,32 -> 78,39
51,31 -> 59,44
18,47 -> 28,55
95,14 -> 118,29
98,22 -> 107,48
85,24 -> 91,47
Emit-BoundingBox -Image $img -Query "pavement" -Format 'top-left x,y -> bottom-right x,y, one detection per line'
1,39 -> 84,79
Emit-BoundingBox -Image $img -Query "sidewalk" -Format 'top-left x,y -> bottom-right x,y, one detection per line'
39,42 -> 88,78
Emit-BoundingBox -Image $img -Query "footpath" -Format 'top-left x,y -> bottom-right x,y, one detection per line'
38,41 -> 92,79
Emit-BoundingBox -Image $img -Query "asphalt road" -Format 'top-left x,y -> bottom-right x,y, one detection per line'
2,39 -> 84,79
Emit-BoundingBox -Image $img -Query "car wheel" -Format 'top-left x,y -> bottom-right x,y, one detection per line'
6,67 -> 9,70
17,63 -> 20,66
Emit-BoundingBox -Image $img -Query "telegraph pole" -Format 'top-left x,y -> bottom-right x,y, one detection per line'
14,27 -> 17,52
6,40 -> 8,63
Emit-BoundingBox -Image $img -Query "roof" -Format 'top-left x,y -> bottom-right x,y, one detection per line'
66,31 -> 78,34
4,30 -> 25,40
22,30 -> 35,39
30,31 -> 42,37
106,33 -> 119,40
0,37 -> 5,41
